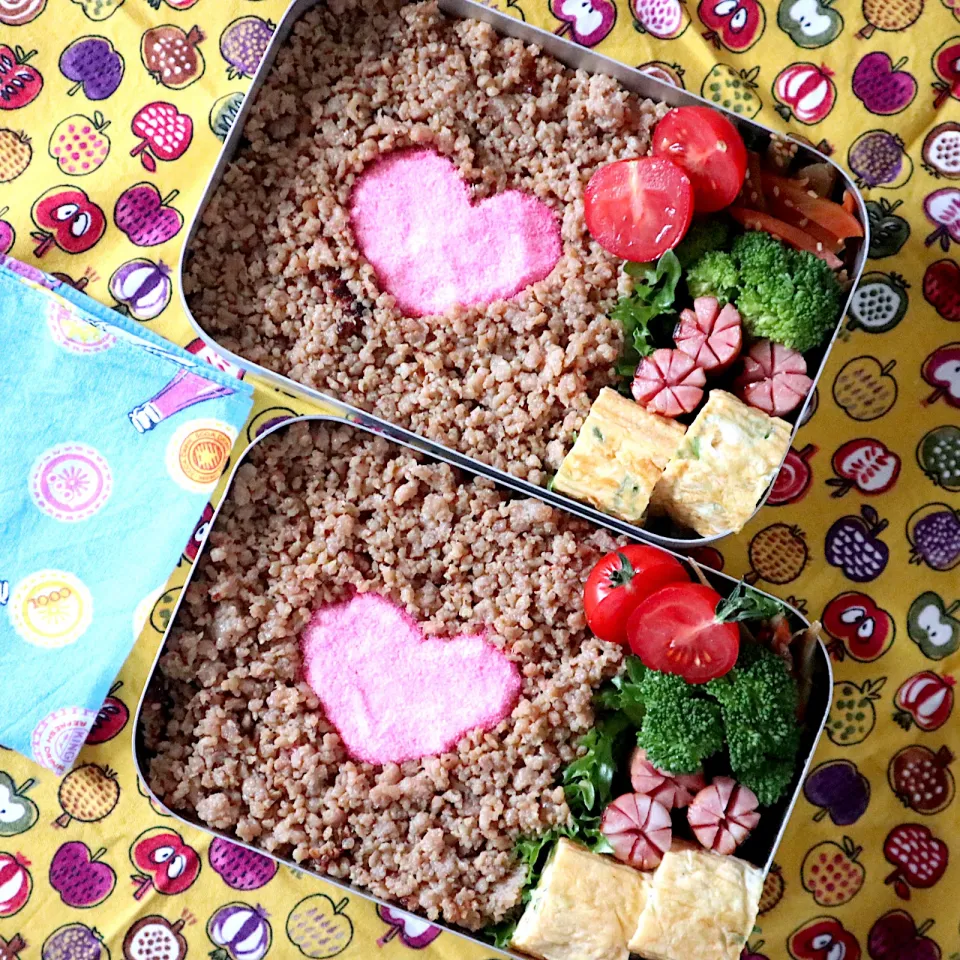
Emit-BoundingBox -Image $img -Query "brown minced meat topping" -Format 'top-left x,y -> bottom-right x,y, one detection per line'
144,421 -> 624,929
184,0 -> 665,485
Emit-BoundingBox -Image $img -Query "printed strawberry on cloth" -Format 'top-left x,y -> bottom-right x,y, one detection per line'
0,256 -> 252,776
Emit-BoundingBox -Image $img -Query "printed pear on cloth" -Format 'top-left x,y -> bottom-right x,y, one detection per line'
0,256 -> 252,776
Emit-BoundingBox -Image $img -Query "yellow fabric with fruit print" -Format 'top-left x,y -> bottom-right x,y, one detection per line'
0,0 -> 958,957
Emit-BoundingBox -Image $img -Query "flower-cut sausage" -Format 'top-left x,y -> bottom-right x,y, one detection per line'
733,339 -> 812,416
632,349 -> 706,418
674,297 -> 743,373
687,777 -> 760,855
600,792 -> 673,870
629,747 -> 706,809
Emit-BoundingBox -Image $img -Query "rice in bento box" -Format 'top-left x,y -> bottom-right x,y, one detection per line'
142,420 -> 626,930
184,0 -> 665,486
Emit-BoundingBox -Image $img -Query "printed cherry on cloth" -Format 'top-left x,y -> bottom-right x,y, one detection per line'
0,256 -> 252,776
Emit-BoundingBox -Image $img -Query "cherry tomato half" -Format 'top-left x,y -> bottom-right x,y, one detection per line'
652,106 -> 747,214
626,582 -> 739,683
584,157 -> 694,263
584,546 -> 689,646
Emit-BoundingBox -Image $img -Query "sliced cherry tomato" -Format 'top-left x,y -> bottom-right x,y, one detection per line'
653,106 -> 747,214
584,157 -> 694,263
584,545 -> 689,646
625,582 -> 739,683
727,206 -> 843,269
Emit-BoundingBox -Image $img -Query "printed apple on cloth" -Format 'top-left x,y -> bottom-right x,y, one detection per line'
0,255 -> 252,776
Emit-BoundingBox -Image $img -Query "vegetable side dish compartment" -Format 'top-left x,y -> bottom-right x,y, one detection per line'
134,415 -> 831,960
178,0 -> 867,548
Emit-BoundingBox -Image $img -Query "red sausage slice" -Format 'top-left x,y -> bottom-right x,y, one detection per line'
687,777 -> 760,855
733,339 -> 812,416
631,349 -> 707,418
629,747 -> 706,809
674,298 -> 743,373
600,792 -> 673,870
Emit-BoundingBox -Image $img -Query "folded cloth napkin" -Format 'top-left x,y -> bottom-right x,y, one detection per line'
0,256 -> 253,776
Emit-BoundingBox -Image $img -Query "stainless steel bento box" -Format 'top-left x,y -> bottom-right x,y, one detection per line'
134,414 -> 833,960
177,0 -> 869,549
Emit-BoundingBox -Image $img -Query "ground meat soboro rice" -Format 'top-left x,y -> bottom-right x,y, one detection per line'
184,0 -> 666,484
144,421 -> 624,929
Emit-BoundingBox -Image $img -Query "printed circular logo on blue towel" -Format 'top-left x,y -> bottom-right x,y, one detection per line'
9,570 -> 93,648
47,300 -> 115,354
166,418 -> 236,493
31,706 -> 98,776
30,443 -> 112,522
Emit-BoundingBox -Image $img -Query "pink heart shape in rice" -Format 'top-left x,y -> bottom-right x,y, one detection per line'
349,149 -> 562,317
300,592 -> 522,764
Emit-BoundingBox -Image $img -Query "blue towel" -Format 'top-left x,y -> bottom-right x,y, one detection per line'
0,256 -> 253,776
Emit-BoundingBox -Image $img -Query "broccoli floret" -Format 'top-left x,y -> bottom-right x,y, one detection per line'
685,231 -> 842,352
685,250 -> 739,304
731,229 -> 788,278
731,231 -> 841,353
673,218 -> 731,269
636,671 -> 724,775
737,757 -> 800,808
706,645 -> 801,805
